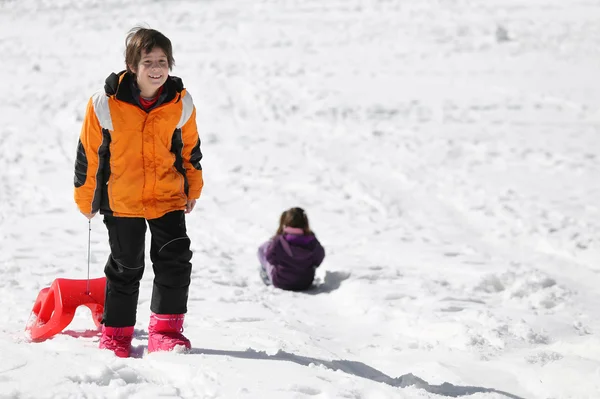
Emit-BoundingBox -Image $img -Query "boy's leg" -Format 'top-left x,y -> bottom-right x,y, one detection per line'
102,215 -> 147,327
147,210 -> 192,314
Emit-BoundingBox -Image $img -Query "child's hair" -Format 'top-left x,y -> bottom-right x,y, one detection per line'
125,26 -> 175,75
276,207 -> 312,235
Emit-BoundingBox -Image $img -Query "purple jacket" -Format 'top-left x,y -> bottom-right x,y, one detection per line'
265,233 -> 325,291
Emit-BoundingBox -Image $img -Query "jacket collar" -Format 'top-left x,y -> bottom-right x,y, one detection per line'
104,71 -> 184,108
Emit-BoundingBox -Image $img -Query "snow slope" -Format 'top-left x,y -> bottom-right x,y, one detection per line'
1,0 -> 599,397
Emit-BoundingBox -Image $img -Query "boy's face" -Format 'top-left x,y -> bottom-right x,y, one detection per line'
131,47 -> 169,95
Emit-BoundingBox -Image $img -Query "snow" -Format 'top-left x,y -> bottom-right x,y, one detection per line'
1,0 -> 599,397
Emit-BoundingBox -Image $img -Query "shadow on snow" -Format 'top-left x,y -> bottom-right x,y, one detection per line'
191,347 -> 524,399
304,270 -> 351,295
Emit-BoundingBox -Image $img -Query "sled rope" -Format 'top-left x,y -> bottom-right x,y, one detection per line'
86,219 -> 91,295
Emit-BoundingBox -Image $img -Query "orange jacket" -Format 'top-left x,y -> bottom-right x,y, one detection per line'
74,72 -> 203,219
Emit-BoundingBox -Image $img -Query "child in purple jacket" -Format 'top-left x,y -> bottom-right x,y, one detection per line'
258,207 -> 325,291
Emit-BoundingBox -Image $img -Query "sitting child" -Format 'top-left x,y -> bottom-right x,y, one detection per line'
258,207 -> 325,291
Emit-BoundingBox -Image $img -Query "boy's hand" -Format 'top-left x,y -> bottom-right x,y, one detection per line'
185,199 -> 196,214
81,211 -> 97,220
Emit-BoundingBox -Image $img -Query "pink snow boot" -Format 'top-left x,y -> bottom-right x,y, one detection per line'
148,313 -> 191,353
99,325 -> 134,358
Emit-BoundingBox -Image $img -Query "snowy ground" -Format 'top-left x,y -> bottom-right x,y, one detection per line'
1,0 -> 599,398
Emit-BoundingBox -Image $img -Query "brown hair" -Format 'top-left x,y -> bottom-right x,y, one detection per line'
276,207 -> 312,236
125,27 -> 175,75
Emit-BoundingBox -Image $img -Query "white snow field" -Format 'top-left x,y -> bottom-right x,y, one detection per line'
1,0 -> 599,398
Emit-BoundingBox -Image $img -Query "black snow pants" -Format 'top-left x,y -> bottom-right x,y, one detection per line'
102,210 -> 192,327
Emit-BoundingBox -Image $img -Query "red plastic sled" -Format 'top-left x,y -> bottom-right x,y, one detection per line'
25,277 -> 106,342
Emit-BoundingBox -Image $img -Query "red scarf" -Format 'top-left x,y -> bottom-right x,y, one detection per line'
139,86 -> 164,110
